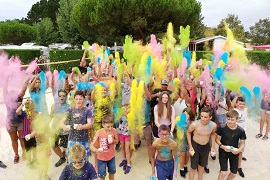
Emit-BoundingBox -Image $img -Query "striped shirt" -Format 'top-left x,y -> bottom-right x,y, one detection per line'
18,111 -> 32,138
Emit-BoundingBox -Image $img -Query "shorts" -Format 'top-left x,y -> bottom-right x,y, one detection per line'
24,138 -> 37,151
180,140 -> 189,152
143,123 -> 153,146
155,159 -> 174,180
66,140 -> 91,163
190,140 -> 210,169
54,135 -> 68,148
219,152 -> 239,174
218,114 -> 227,124
97,157 -> 116,178
7,122 -> 23,132
119,134 -> 131,142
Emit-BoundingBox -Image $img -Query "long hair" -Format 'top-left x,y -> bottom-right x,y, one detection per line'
157,91 -> 172,120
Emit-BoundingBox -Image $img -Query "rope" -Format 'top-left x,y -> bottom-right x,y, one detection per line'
21,58 -> 91,67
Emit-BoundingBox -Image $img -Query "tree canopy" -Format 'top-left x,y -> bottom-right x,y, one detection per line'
24,0 -> 60,27
215,14 -> 245,42
0,20 -> 37,45
71,0 -> 203,45
57,0 -> 83,45
34,18 -> 58,46
249,18 -> 270,45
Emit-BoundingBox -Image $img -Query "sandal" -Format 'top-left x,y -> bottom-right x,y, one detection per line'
262,135 -> 268,140
255,133 -> 263,139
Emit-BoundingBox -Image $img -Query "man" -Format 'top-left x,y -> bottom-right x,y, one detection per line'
152,124 -> 177,180
187,106 -> 217,180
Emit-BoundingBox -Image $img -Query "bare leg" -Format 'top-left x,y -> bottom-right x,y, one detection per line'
238,152 -> 242,168
218,171 -> 227,180
8,131 -> 19,155
227,172 -> 236,180
264,114 -> 270,136
125,141 -> 132,165
18,130 -> 25,151
179,152 -> 185,169
189,168 -> 196,180
53,147 -> 64,158
260,111 -> 266,134
109,173 -> 114,180
197,165 -> 204,180
120,141 -> 126,159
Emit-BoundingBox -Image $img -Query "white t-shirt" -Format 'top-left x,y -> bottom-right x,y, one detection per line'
234,108 -> 248,131
217,97 -> 227,115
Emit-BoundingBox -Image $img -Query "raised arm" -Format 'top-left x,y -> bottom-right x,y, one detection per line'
80,49 -> 88,67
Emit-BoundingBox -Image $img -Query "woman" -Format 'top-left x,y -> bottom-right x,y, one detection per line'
153,91 -> 175,138
29,74 -> 48,114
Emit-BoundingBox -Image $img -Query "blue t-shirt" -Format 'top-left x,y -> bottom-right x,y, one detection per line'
144,98 -> 151,123
30,89 -> 48,114
59,161 -> 97,180
67,107 -> 92,142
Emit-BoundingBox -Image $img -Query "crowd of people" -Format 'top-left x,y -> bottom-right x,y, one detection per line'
1,28 -> 270,180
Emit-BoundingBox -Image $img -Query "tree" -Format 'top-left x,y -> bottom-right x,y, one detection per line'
249,18 -> 270,45
0,20 -> 37,45
57,0 -> 83,45
25,0 -> 60,27
34,18 -> 58,46
215,14 -> 245,42
71,0 -> 203,45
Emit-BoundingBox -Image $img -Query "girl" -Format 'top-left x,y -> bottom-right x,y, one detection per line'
153,91 -> 175,138
118,104 -> 133,174
16,99 -> 37,167
178,108 -> 195,178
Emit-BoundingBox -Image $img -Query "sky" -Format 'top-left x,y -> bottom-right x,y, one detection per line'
0,0 -> 269,31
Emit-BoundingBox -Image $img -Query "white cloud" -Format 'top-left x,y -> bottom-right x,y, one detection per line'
199,0 -> 270,30
0,0 -> 39,21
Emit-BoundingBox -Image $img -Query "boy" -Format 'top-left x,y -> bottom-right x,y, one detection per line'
152,124 -> 177,180
216,110 -> 246,180
90,114 -> 119,180
62,90 -> 93,162
59,144 -> 97,180
187,106 -> 217,180
231,91 -> 248,178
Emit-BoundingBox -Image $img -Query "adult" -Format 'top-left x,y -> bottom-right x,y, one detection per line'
4,79 -> 28,163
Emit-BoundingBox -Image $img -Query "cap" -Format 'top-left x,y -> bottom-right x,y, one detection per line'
161,78 -> 169,85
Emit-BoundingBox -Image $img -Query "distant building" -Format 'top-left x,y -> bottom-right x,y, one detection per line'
189,35 -> 245,51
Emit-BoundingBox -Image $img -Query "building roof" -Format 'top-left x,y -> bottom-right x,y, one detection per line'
195,35 -> 244,45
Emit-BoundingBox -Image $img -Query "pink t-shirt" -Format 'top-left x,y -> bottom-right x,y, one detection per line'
97,128 -> 117,161
189,90 -> 197,114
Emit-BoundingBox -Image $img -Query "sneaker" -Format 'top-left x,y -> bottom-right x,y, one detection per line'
184,166 -> 188,174
242,157 -> 247,161
14,155 -> 19,164
124,165 -> 131,174
55,157 -> 66,167
180,169 -> 186,178
204,166 -> 210,173
115,142 -> 121,150
150,175 -> 156,180
0,161 -> 7,169
211,155 -> 216,160
238,168 -> 245,178
119,159 -> 127,167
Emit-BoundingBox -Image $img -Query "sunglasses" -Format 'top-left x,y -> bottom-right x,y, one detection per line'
59,95 -> 67,98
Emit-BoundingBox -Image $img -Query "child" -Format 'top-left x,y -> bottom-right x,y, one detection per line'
179,108 -> 195,178
59,144 -> 97,180
152,124 -> 177,180
186,106 -> 217,180
16,99 -> 37,167
118,104 -> 133,174
90,114 -> 119,180
231,91 -> 248,178
61,90 -> 93,162
216,110 -> 246,180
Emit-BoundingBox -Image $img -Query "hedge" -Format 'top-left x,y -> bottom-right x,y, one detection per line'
49,50 -> 84,72
3,49 -> 41,64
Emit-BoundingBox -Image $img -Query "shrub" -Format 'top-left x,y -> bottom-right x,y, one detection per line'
3,49 -> 40,64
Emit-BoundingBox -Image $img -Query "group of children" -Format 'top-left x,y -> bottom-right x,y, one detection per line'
3,44 -> 269,180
